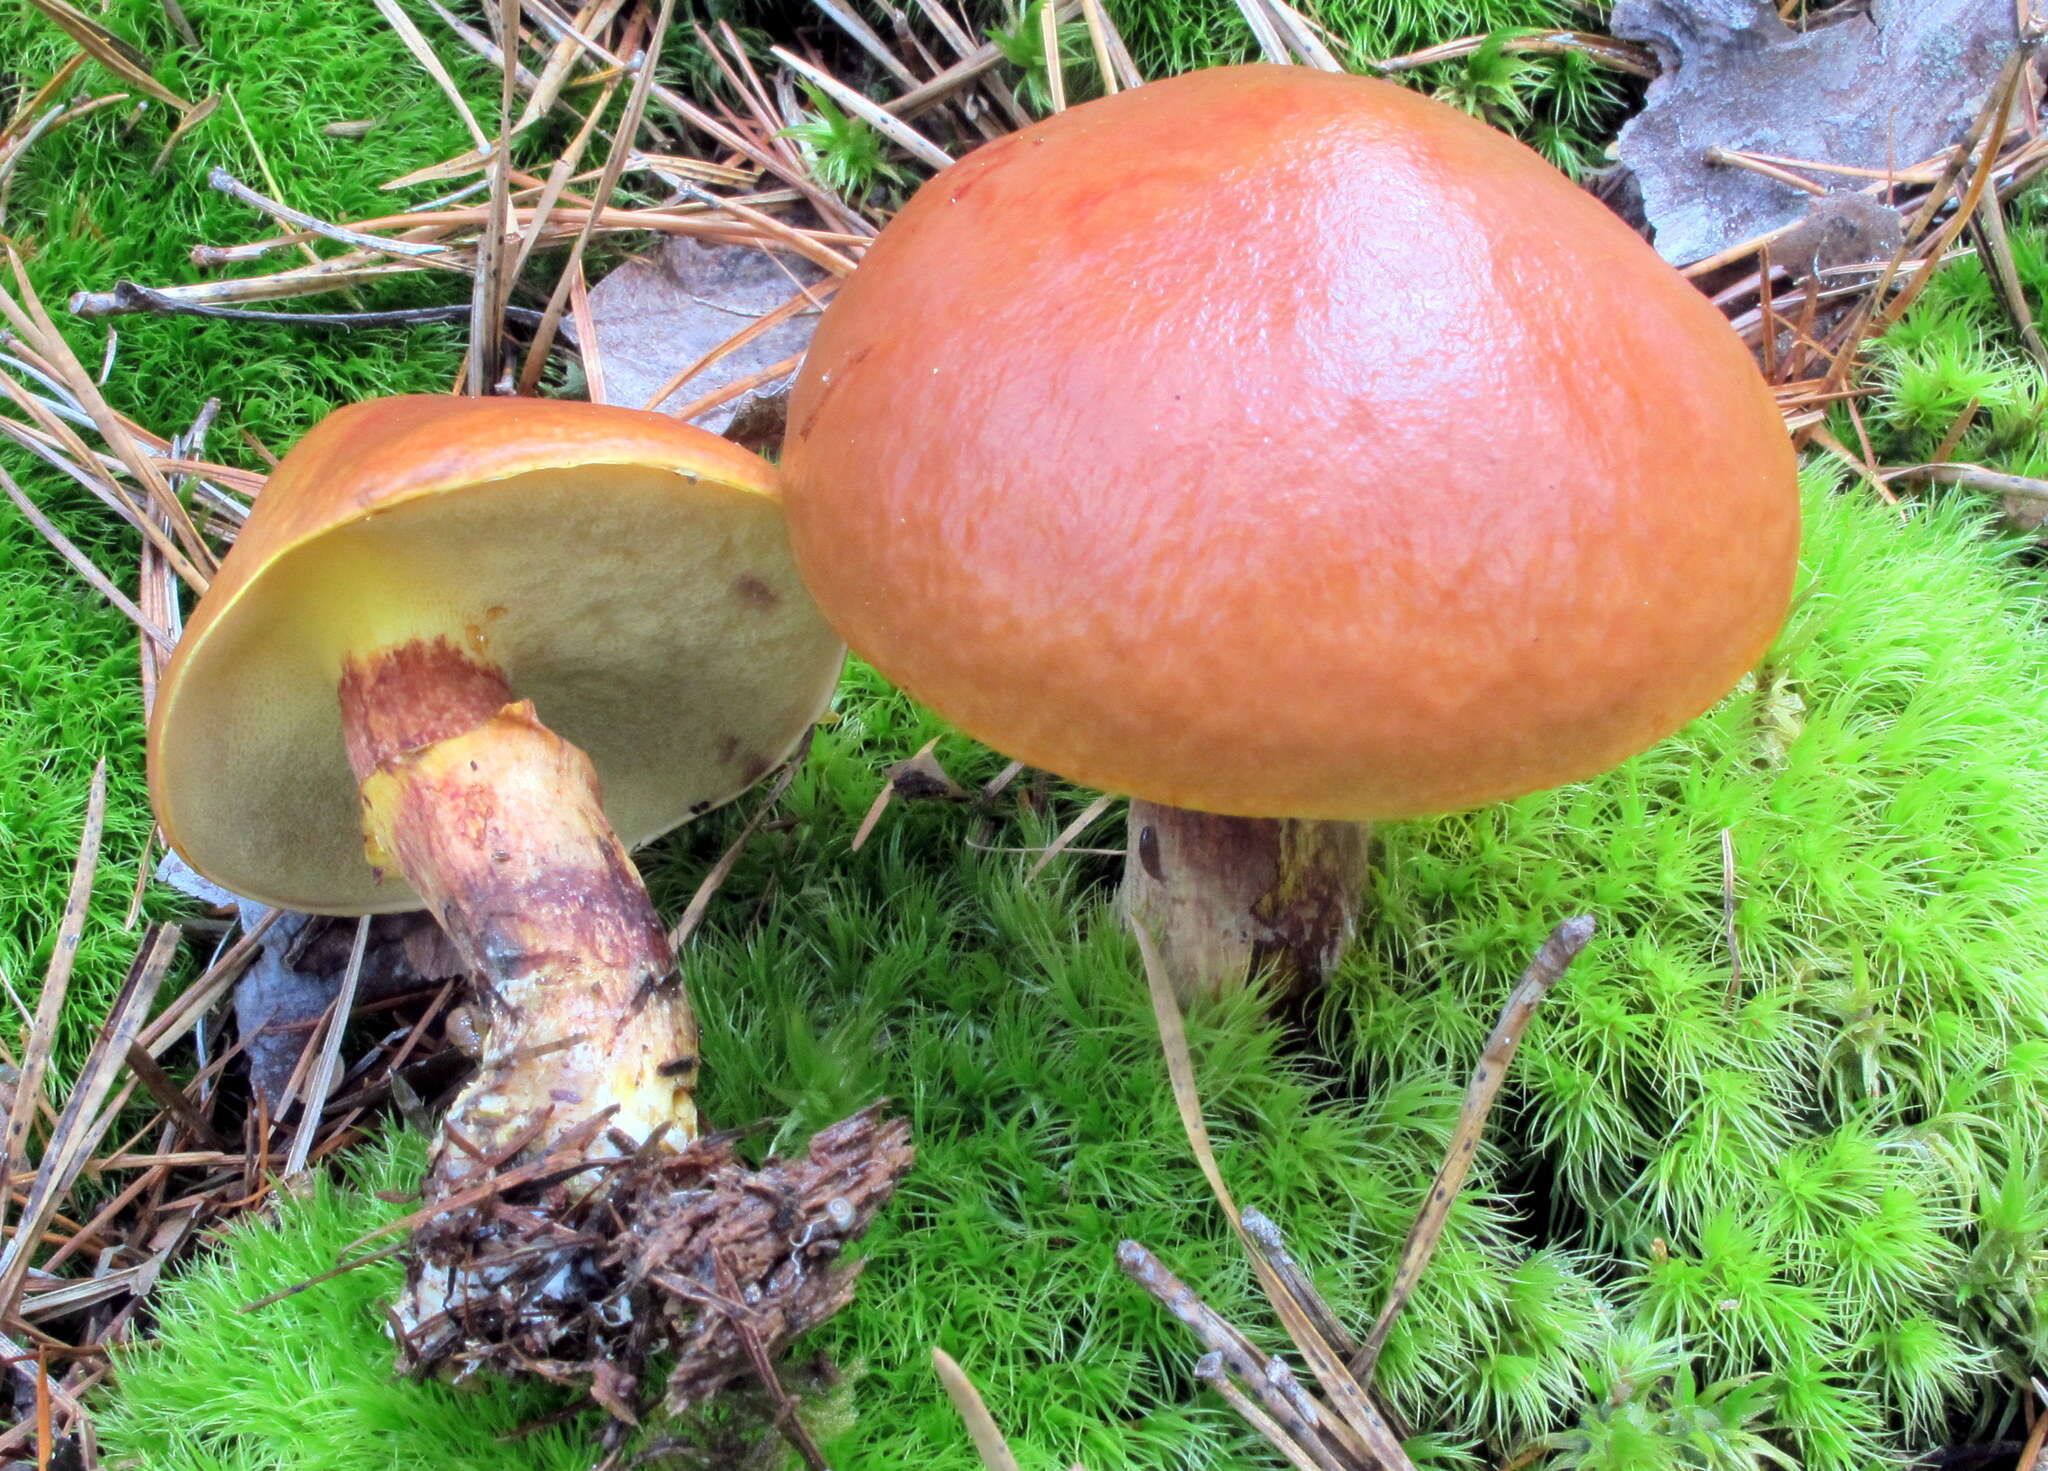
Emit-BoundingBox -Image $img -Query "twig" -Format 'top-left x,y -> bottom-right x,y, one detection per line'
668,745 -> 807,950
2,761 -> 106,1189
774,47 -> 953,171
282,917 -> 371,1178
1704,143 -> 1830,196
24,0 -> 196,110
664,351 -> 803,424
1027,793 -> 1114,878
1885,461 -> 2048,502
1971,184 -> 2048,368
1194,1353 -> 1330,1471
369,0 -> 493,151
136,908 -> 280,1056
0,925 -> 181,1324
61,281 -> 543,332
467,0 -> 523,395
1133,925 -> 1413,1469
1352,917 -> 1594,1381
1370,28 -> 1655,78
516,0 -> 674,394
640,277 -> 834,413
1116,1241 -> 1354,1471
0,470 -> 177,648
119,1045 -> 227,1153
933,1348 -> 1024,1471
1040,0 -> 1068,110
1239,1211 -> 1363,1362
208,168 -> 455,260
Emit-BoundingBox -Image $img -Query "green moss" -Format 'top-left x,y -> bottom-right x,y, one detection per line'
1088,0 -> 1628,172
1,0 -> 493,1074
99,483 -> 2048,1468
1337,473 -> 2048,1467
14,4 -> 2048,1468
1853,195 -> 2048,479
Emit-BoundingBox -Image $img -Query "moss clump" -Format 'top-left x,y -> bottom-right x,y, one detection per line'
1340,470 -> 2048,1467
99,481 -> 2048,1469
1854,195 -> 2048,480
2,0 -> 489,1077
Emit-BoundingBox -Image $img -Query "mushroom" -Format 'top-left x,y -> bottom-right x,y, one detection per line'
781,65 -> 1800,1000
148,394 -> 904,1402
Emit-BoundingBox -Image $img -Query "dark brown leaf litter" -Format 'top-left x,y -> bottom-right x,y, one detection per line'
395,1104 -> 912,1429
571,236 -> 829,447
1612,0 -> 2021,266
157,851 -> 464,1106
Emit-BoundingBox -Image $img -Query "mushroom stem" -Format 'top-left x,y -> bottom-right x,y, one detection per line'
1123,799 -> 1370,1003
337,637 -> 699,1199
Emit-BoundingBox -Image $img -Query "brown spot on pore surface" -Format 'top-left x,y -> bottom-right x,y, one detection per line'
733,575 -> 780,610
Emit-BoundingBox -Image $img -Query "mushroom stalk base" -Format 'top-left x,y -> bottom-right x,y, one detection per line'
1123,799 -> 1370,1003
337,640 -> 914,1415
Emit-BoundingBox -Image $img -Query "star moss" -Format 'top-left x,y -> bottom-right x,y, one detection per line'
7,1 -> 2045,1467
100,480 -> 2048,1468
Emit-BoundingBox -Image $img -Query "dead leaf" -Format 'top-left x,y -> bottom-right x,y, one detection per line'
155,853 -> 464,1105
1611,0 -> 2018,267
571,236 -> 827,446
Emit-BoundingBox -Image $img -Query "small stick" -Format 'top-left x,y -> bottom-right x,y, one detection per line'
774,46 -> 953,171
1194,1354 -> 1328,1471
77,261 -> 419,311
0,470 -> 176,648
63,281 -> 543,332
515,0 -> 674,395
1352,916 -> 1594,1381
2,760 -> 107,1189
639,278 -> 835,413
466,0 -> 524,396
1971,185 -> 2048,368
209,168 -> 454,260
136,908 -> 281,1056
668,747 -> 806,949
1703,143 -> 1830,196
0,925 -> 180,1322
1885,461 -> 2048,503
1027,793 -> 1114,878
933,1348 -> 1025,1471
1039,0 -> 1067,111
709,1248 -> 832,1471
663,351 -> 803,425
282,917 -> 371,1177
1239,1210 -> 1361,1361
851,736 -> 950,852
1077,0 -> 1119,93
119,1045 -> 227,1153
1719,828 -> 1741,1004
369,0 -> 493,151
1117,1242 -> 1355,1471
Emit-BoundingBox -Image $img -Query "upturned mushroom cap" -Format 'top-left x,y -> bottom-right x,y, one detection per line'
782,65 -> 1800,822
150,395 -> 843,913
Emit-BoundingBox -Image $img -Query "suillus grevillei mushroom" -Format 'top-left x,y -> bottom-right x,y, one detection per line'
148,394 -> 910,1412
781,64 -> 1801,1000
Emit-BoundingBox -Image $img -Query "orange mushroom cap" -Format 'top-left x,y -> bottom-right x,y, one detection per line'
782,64 -> 1800,822
150,395 -> 843,913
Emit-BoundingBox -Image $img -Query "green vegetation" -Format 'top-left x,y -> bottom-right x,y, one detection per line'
1856,195 -> 2048,480
1092,0 -> 1628,171
7,2 -> 2046,1469
100,481 -> 2048,1469
1336,468 -> 2048,1467
1,0 -> 485,1077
